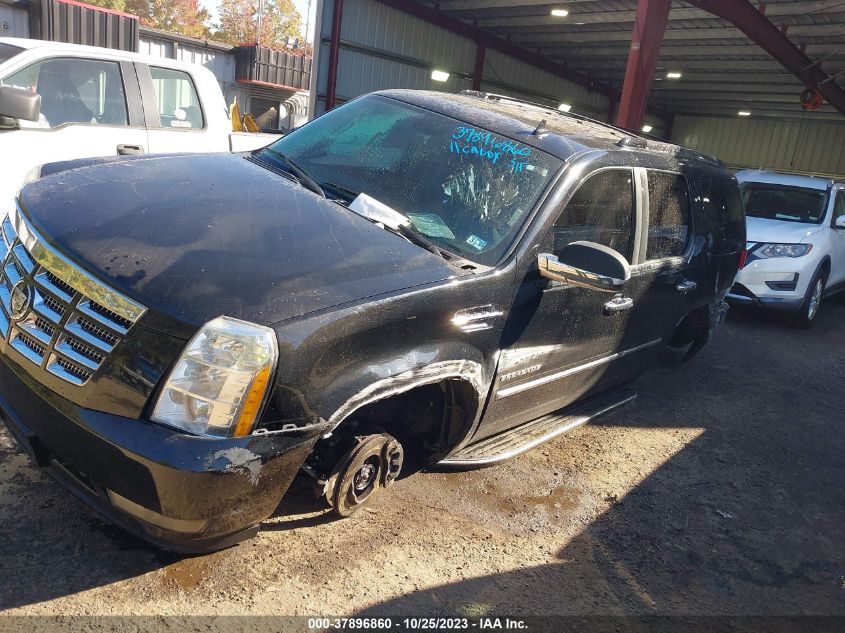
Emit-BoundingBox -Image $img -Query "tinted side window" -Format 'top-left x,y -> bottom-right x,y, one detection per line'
835,191 -> 845,217
646,172 -> 691,260
700,176 -> 745,254
149,67 -> 203,129
553,169 -> 635,262
2,57 -> 127,128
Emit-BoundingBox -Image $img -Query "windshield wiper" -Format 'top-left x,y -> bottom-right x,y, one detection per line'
320,181 -> 360,202
259,149 -> 325,198
395,223 -> 450,259
334,189 -> 454,261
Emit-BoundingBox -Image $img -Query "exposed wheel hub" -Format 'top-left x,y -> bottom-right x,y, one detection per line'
353,462 -> 377,492
326,433 -> 403,518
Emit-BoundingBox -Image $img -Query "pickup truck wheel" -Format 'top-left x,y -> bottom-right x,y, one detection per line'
328,434 -> 403,518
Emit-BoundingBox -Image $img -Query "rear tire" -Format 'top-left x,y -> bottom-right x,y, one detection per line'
793,270 -> 826,329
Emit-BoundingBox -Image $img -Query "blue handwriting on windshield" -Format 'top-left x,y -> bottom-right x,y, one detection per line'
450,127 -> 532,170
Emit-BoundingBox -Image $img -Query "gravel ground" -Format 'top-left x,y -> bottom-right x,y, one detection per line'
1,300 -> 843,619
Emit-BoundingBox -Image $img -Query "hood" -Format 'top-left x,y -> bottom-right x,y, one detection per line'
19,153 -> 457,337
745,216 -> 825,245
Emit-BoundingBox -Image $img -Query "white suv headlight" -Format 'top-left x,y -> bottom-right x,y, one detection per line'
756,243 -> 812,259
151,316 -> 278,437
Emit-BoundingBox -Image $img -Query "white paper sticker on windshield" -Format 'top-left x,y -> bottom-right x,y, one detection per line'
407,213 -> 456,240
466,234 -> 487,251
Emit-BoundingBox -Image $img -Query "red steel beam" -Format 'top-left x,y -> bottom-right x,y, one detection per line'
688,0 -> 845,117
325,0 -> 345,110
473,42 -> 486,91
615,0 -> 671,130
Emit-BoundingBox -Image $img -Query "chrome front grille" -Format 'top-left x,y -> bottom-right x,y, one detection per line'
0,204 -> 147,386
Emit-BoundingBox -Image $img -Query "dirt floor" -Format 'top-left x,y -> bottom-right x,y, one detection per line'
1,301 -> 844,619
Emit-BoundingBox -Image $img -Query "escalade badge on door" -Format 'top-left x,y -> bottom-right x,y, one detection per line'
10,281 -> 33,320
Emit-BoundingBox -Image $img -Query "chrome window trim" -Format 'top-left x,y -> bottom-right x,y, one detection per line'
9,203 -> 146,323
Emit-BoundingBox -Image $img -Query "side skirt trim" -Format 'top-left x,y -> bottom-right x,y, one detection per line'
439,389 -> 637,468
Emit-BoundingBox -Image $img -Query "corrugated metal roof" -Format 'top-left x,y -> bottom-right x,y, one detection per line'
415,0 -> 845,121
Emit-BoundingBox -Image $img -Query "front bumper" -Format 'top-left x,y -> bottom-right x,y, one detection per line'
726,283 -> 804,312
727,257 -> 813,312
0,354 -> 325,553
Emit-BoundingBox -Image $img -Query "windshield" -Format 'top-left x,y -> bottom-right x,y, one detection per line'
741,182 -> 828,224
265,95 -> 561,265
0,43 -> 23,66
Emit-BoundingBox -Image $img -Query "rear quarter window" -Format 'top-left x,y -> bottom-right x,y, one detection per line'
149,66 -> 204,129
646,171 -> 692,260
699,176 -> 745,255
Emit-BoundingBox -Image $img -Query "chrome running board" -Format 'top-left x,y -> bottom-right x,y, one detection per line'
439,388 -> 637,469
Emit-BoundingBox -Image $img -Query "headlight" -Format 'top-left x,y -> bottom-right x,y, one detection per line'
755,243 -> 812,259
151,316 -> 278,437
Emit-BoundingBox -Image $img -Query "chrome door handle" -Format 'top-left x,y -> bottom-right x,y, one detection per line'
676,280 -> 698,294
117,144 -> 144,155
604,296 -> 634,314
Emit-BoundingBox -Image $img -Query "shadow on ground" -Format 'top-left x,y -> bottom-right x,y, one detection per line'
354,302 -> 845,617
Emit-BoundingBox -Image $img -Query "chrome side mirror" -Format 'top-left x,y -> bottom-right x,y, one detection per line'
538,241 -> 631,293
835,214 -> 845,229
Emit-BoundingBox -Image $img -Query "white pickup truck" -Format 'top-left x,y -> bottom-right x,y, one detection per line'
0,37 -> 280,205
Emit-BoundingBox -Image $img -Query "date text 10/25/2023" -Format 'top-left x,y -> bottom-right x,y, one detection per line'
307,617 -> 529,630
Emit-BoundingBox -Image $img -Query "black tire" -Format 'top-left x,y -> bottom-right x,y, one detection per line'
793,269 -> 826,329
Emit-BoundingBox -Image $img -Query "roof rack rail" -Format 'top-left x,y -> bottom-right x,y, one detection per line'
459,90 -> 726,168
660,144 -> 724,168
460,89 -> 648,145
459,90 -> 560,113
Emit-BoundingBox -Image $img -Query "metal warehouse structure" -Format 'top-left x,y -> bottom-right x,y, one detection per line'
310,0 -> 845,177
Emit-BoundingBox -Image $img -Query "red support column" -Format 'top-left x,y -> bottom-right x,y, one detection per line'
325,0 -> 345,111
615,0 -> 672,130
472,42 -> 486,91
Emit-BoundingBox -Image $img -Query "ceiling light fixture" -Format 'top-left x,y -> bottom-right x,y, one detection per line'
558,103 -> 572,112
666,71 -> 683,79
642,125 -> 654,133
738,110 -> 752,116
431,70 -> 450,82
551,9 -> 569,17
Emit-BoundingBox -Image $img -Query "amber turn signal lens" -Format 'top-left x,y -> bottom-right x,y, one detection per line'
233,365 -> 273,437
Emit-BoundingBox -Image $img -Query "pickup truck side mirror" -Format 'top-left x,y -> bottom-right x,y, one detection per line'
0,86 -> 42,127
538,241 -> 631,293
835,214 -> 845,229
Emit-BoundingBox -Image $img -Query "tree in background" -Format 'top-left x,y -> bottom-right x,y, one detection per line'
127,0 -> 211,38
81,0 -> 211,38
215,0 -> 302,49
79,0 -> 127,11
86,0 -> 126,12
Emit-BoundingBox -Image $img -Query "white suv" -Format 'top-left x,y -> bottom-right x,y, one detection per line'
729,170 -> 845,327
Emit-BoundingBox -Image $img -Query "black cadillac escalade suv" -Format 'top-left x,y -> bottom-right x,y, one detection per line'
0,90 -> 744,552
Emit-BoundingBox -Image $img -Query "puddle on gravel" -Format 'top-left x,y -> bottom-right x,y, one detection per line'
161,556 -> 211,592
487,483 -> 582,519
408,456 -> 597,537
